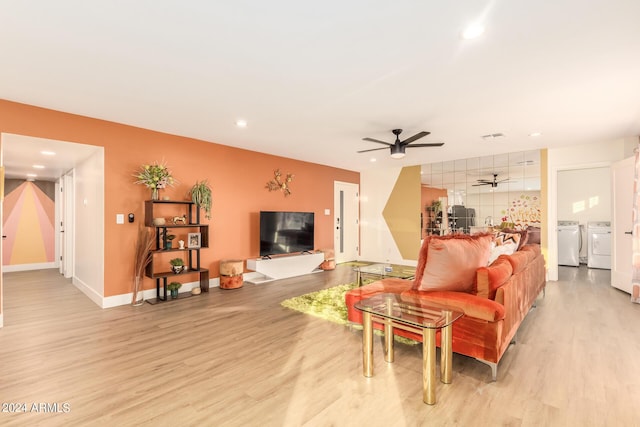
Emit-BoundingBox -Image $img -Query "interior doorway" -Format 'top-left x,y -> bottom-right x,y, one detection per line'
1,133 -> 103,327
334,181 -> 359,264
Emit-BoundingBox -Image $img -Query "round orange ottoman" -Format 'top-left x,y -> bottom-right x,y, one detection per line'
220,259 -> 244,289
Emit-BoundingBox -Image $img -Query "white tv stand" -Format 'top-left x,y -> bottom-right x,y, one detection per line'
245,252 -> 324,284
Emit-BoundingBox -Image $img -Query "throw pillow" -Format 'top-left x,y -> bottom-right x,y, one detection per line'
412,236 -> 432,289
501,228 -> 529,250
488,241 -> 518,264
418,233 -> 493,292
495,231 -> 522,249
526,226 -> 541,244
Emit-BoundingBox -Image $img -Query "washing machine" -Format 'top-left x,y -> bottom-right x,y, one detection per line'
587,221 -> 611,269
558,221 -> 580,267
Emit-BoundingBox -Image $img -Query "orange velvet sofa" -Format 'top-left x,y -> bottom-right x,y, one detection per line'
345,239 -> 546,381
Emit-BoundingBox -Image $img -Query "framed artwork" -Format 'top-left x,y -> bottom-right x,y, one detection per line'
188,232 -> 201,248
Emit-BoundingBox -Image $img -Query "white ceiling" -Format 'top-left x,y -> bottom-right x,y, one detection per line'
2,134 -> 100,181
1,1 -> 640,177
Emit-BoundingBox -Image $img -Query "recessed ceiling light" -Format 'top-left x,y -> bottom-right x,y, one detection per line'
33,164 -> 45,169
462,24 -> 485,40
529,132 -> 542,137
236,119 -> 247,128
27,173 -> 37,177
41,150 -> 56,156
370,158 -> 377,163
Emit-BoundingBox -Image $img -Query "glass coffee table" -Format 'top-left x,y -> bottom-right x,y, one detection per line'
354,293 -> 463,405
353,263 -> 416,286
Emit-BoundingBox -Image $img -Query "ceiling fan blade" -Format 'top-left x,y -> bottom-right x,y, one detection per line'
362,137 -> 392,146
401,131 -> 430,145
405,142 -> 445,148
357,147 -> 389,153
472,182 -> 490,186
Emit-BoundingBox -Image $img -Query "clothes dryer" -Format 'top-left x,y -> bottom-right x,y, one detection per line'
587,221 -> 611,269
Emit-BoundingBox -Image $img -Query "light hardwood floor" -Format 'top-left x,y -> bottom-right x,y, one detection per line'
1,266 -> 639,426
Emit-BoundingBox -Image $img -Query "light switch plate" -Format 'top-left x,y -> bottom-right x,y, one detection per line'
116,214 -> 125,224
324,209 -> 330,215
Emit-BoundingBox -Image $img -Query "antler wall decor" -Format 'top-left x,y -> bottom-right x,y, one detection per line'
266,169 -> 294,196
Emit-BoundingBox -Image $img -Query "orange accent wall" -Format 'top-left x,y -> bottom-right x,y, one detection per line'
0,99 -> 359,297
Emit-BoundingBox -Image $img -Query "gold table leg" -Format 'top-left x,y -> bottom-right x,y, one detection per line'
384,297 -> 394,363
441,311 -> 453,384
362,311 -> 373,377
423,328 -> 437,405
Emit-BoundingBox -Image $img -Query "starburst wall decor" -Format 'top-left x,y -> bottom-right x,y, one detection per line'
266,169 -> 294,196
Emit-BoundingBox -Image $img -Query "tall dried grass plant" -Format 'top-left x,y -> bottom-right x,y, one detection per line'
132,226 -> 154,306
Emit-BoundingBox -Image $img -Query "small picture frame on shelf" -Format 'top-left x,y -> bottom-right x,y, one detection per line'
188,232 -> 201,248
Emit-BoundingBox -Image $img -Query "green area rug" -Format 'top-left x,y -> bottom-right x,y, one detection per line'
280,281 -> 417,345
338,261 -> 371,267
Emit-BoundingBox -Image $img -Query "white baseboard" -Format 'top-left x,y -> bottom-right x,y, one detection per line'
72,276 -> 105,308
3,262 -> 57,273
101,276 -> 221,308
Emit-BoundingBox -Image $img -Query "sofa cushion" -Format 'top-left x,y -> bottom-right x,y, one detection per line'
402,289 -> 506,322
519,243 -> 541,256
503,250 -> 534,274
500,228 -> 529,250
418,233 -> 493,292
345,278 -> 414,324
476,256 -> 513,300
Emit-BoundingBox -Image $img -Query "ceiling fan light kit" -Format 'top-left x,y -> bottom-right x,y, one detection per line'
358,128 -> 444,159
390,145 -> 405,159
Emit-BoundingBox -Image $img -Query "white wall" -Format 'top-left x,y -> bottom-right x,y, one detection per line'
547,138 -> 632,280
73,149 -> 105,305
360,166 -> 417,265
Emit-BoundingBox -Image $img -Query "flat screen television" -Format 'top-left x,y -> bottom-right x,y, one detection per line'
260,211 -> 315,256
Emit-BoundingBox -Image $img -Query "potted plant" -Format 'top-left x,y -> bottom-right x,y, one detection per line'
189,180 -> 212,220
167,282 -> 182,299
133,160 -> 177,200
169,258 -> 184,274
163,229 -> 176,249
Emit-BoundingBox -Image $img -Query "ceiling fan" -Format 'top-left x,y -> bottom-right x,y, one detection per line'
358,128 -> 444,159
473,173 -> 512,188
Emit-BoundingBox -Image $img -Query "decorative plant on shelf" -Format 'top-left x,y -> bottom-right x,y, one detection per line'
132,226 -> 154,306
163,229 -> 176,249
134,160 -> 177,200
169,258 -> 185,274
431,200 -> 442,216
167,282 -> 182,299
189,180 -> 212,220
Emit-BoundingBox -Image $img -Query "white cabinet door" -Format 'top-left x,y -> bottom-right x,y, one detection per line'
611,156 -> 634,293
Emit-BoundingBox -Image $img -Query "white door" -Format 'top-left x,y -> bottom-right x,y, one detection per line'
334,181 -> 359,264
612,156 -> 634,293
61,171 -> 74,278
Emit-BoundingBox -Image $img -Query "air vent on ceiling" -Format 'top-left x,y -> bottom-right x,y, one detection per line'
482,133 -> 505,140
